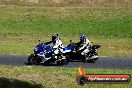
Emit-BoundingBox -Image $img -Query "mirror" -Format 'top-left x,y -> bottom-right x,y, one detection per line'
70,40 -> 72,43
38,40 -> 41,44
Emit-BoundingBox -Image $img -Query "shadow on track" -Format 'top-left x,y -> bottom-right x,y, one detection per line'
25,62 -> 61,66
25,60 -> 94,67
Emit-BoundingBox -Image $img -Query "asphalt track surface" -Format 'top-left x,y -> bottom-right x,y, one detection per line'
0,55 -> 132,69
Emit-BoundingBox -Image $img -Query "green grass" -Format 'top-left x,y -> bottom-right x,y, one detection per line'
0,66 -> 131,88
0,6 -> 132,38
0,5 -> 132,56
0,1 -> 131,88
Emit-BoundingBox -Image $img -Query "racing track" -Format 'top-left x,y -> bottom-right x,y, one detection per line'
0,55 -> 132,69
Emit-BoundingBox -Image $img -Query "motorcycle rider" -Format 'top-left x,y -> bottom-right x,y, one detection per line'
76,34 -> 92,56
45,33 -> 64,59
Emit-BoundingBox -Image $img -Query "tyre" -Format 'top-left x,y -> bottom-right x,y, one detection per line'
82,56 -> 87,63
28,54 -> 36,65
91,52 -> 98,63
85,52 -> 98,63
90,58 -> 97,63
65,59 -> 69,65
65,55 -> 71,62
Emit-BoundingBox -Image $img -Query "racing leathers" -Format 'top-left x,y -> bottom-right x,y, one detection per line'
76,38 -> 91,56
45,39 -> 63,59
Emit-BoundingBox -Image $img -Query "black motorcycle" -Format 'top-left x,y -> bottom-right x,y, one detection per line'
65,40 -> 101,63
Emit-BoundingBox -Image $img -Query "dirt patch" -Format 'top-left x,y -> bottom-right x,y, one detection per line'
52,0 -> 62,3
28,0 -> 39,3
108,46 -> 115,49
82,0 -> 132,6
20,0 -> 39,3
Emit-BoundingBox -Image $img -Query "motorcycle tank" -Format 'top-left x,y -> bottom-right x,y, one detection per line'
44,45 -> 53,52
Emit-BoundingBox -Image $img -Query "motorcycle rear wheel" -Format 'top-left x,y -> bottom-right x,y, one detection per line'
85,52 -> 98,63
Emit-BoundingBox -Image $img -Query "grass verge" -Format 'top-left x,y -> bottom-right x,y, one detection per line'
0,66 -> 131,88
0,6 -> 131,57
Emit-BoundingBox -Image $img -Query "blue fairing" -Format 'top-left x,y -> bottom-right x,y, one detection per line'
36,45 -> 43,52
63,46 -> 74,51
43,45 -> 53,52
36,44 -> 73,54
35,45 -> 53,53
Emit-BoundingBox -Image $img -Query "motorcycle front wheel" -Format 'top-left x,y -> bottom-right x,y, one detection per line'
28,54 -> 36,65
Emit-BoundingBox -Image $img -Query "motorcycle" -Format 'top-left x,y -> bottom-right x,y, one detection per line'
84,44 -> 101,63
63,40 -> 101,63
28,40 -> 68,65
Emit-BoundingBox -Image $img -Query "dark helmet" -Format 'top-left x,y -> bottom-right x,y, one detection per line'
80,34 -> 86,41
52,33 -> 59,42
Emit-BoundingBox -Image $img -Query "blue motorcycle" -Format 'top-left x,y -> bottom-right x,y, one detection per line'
28,40 -> 68,65
28,40 -> 53,65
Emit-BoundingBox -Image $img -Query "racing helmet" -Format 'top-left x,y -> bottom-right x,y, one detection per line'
52,33 -> 59,42
80,34 -> 86,42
